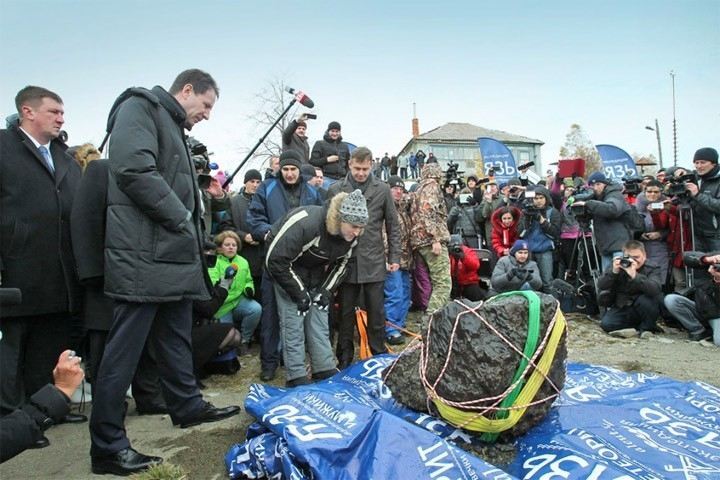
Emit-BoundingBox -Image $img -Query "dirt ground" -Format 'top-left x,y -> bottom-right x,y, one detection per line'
1,312 -> 718,479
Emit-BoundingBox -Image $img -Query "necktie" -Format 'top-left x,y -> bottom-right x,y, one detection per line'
39,146 -> 55,173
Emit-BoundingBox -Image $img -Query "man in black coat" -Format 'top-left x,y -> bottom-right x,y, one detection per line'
310,121 -> 350,187
281,113 -> 310,163
88,69 -> 239,476
0,86 -> 82,419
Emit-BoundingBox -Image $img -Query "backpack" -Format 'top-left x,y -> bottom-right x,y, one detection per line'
622,204 -> 646,234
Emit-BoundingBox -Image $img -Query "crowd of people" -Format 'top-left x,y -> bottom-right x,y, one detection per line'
1,67 -> 718,475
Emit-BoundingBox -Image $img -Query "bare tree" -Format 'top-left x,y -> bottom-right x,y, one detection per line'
559,123 -> 602,176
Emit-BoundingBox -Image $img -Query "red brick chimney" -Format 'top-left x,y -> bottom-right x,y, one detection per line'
412,102 -> 419,138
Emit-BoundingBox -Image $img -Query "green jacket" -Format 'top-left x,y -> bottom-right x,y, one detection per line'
208,254 -> 254,318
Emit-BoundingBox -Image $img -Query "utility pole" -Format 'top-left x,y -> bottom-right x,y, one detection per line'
645,119 -> 663,169
670,70 -> 677,167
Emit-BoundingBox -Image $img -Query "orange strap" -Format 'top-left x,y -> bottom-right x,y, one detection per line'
355,308 -> 372,359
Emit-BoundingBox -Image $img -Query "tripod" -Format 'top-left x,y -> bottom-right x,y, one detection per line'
676,201 -> 696,289
563,217 -> 602,300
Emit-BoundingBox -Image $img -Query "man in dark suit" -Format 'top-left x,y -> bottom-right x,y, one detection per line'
88,69 -> 239,476
0,86 -> 83,431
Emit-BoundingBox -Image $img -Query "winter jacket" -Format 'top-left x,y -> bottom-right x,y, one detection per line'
479,195 -> 505,242
635,192 -> 671,274
266,204 -> 356,304
409,164 -> 451,250
281,119 -> 310,163
490,207 -> 522,257
103,86 -> 211,302
450,245 -> 480,286
309,131 -> 350,180
690,165 -> 720,239
490,255 -> 542,293
207,254 -> 254,318
384,194 -> 413,270
597,262 -> 662,308
246,177 -> 322,242
327,174 -> 400,283
448,203 -> 483,244
0,123 -> 82,316
667,204 -> 693,268
218,188 -> 264,278
584,182 -> 631,254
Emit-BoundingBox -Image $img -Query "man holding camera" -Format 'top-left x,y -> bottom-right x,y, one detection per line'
516,186 -> 561,291
597,240 -> 663,338
572,172 -> 631,271
282,113 -> 311,163
686,148 -> 720,259
664,252 -> 720,343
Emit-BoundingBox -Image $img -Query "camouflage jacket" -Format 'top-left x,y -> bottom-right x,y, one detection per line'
410,164 -> 451,249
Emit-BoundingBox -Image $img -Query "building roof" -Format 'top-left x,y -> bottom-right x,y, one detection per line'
415,122 -> 544,145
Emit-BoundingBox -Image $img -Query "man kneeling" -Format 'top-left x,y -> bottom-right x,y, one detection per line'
265,190 -> 368,387
597,240 -> 663,338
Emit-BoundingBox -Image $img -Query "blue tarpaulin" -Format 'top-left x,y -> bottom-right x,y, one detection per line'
226,355 -> 720,479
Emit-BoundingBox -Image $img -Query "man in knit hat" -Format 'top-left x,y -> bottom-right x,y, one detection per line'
686,147 -> 720,259
490,239 -> 542,294
218,169 -> 264,301
327,147 -> 400,369
247,150 -> 323,381
310,120 -> 350,187
266,190 -> 368,386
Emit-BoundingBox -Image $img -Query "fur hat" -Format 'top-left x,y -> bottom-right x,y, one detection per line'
694,147 -> 718,164
243,169 -> 262,184
339,189 -> 369,226
510,240 -> 529,256
327,121 -> 341,131
588,171 -> 609,185
279,150 -> 302,169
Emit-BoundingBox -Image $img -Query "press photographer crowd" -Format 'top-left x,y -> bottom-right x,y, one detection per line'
1,68 -> 719,475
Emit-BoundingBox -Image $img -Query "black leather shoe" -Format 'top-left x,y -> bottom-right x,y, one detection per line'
689,329 -> 712,342
136,403 -> 169,415
30,435 -> 50,449
175,402 -> 240,428
91,447 -> 163,476
386,334 -> 405,345
311,369 -> 339,381
260,367 -> 276,381
286,376 -> 313,388
60,412 -> 88,424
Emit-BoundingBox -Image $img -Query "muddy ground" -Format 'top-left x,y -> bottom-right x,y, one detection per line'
1,312 -> 718,479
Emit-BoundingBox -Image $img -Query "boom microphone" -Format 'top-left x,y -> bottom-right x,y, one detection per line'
285,87 -> 315,108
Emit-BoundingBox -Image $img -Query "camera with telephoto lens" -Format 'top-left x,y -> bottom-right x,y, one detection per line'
619,255 -> 633,268
444,161 -> 466,190
683,251 -> 720,271
622,175 -> 643,196
187,137 -> 216,189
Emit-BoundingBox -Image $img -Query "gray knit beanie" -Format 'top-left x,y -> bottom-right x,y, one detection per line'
339,189 -> 369,226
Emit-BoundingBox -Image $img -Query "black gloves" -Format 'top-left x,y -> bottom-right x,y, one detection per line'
244,287 -> 254,298
311,289 -> 331,311
296,291 -> 312,316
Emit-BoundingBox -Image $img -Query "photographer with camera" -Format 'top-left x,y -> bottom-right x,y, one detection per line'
516,186 -> 561,291
663,251 -> 720,344
571,172 -> 631,271
490,240 -> 542,295
282,113 -> 311,163
597,240 -> 663,338
664,166 -> 694,291
634,180 -> 671,283
447,188 -> 483,248
686,148 -> 720,264
188,137 -> 230,242
448,234 -> 485,301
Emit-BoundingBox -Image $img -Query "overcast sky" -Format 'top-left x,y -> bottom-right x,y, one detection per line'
1,0 -> 717,180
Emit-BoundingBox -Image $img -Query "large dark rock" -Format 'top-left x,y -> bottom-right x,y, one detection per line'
383,293 -> 567,440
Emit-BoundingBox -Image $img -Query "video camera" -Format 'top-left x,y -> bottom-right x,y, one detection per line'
621,175 -> 643,196
520,190 -> 542,218
187,137 -> 218,189
444,161 -> 466,190
683,251 -> 720,272
568,187 -> 595,218
666,173 -> 698,199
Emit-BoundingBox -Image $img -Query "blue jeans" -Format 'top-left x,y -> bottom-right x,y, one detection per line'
219,297 -> 262,344
384,269 -> 410,337
533,251 -> 554,290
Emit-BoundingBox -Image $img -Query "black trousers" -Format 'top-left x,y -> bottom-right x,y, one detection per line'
600,294 -> 661,333
259,269 -> 281,371
0,313 -> 70,414
89,300 -> 203,456
336,282 -> 387,363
